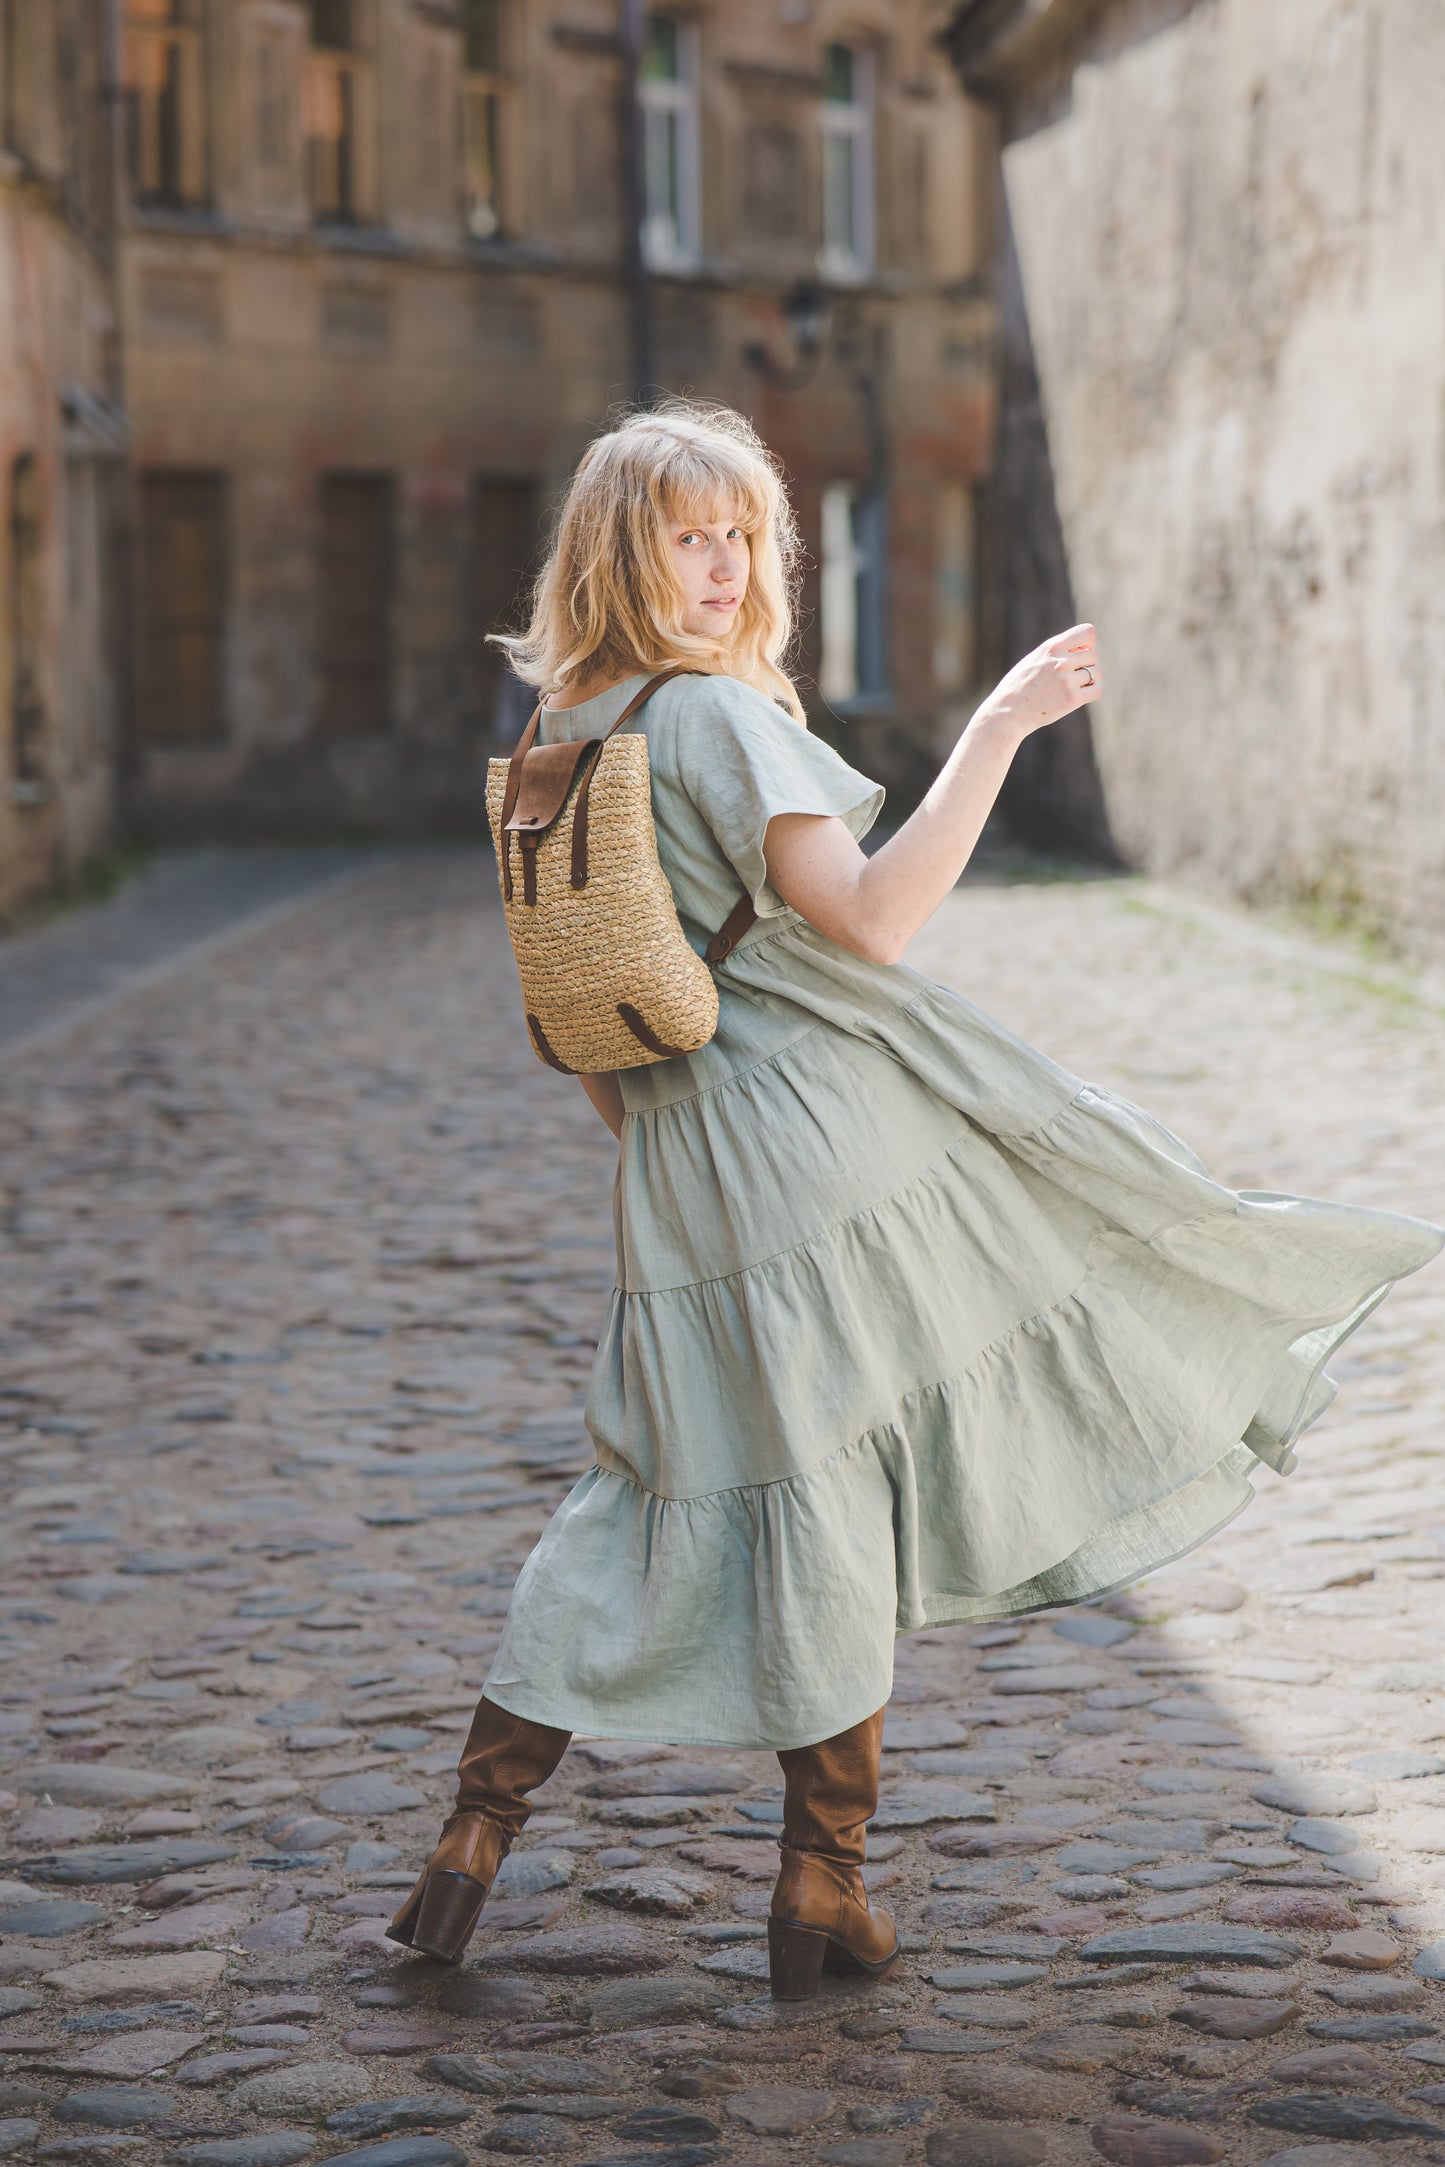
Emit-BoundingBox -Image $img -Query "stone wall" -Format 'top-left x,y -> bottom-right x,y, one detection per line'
0,0 -> 124,918
947,0 -> 1445,950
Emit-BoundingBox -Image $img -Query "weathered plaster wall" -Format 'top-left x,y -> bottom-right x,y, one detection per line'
984,0 -> 1445,949
0,0 -> 121,919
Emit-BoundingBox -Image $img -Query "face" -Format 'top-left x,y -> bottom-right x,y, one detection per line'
668,506 -> 750,639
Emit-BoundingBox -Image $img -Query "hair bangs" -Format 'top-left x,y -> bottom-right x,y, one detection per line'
660,438 -> 772,537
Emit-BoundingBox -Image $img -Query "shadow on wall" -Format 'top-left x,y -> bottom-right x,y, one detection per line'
984,191 -> 1119,866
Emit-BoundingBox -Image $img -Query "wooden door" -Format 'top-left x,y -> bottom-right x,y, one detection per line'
317,471 -> 392,736
136,469 -> 226,742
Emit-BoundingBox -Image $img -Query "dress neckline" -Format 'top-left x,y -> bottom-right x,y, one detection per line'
541,672 -> 648,716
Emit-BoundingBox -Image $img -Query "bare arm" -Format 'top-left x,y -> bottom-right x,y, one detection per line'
764,626 -> 1104,966
566,631 -> 1098,1126
578,1070 -> 625,1139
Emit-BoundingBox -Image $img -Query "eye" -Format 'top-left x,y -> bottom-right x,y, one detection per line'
677,530 -> 703,546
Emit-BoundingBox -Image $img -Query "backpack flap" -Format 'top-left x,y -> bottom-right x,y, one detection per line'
504,738 -> 599,837
502,738 -> 599,903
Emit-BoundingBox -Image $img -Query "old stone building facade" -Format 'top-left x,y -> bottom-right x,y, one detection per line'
0,0 -> 126,917
116,0 -> 996,844
946,0 -> 1445,951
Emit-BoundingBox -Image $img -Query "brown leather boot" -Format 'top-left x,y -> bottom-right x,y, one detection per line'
386,1695 -> 570,1963
768,1706 -> 900,2000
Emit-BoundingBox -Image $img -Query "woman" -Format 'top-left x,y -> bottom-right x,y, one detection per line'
389,402 -> 1443,1999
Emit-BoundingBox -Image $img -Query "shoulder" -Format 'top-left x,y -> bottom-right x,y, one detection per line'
665,671 -> 804,758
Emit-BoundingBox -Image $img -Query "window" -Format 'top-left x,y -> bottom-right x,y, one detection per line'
640,13 -> 699,269
463,0 -> 507,239
9,454 -> 46,789
305,0 -> 374,222
136,471 -> 227,744
317,474 -> 392,737
253,30 -> 294,175
474,477 -> 541,737
310,0 -> 352,46
819,481 -> 885,703
123,0 -> 207,210
933,483 -> 977,694
819,42 -> 873,281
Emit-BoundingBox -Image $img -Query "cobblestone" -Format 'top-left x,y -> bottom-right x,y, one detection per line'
1,852 -> 1444,2163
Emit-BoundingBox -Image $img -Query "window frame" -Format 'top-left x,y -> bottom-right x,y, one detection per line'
462,0 -> 509,240
639,11 -> 701,272
304,0 -> 375,225
818,40 -> 874,284
123,0 -> 209,212
818,478 -> 887,706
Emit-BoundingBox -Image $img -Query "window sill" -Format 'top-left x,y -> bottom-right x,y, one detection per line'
642,245 -> 703,278
818,252 -> 873,288
467,235 -> 558,269
129,202 -> 229,234
311,219 -> 406,254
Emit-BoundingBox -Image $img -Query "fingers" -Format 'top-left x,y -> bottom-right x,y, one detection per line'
1059,630 -> 1102,708
992,626 -> 1104,734
1045,624 -> 1102,706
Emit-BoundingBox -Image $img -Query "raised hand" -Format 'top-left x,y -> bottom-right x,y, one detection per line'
978,625 -> 1104,741
761,625 -> 1107,965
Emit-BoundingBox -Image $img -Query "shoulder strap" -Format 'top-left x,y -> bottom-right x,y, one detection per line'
499,668 -> 683,841
600,666 -> 691,741
705,892 -> 756,965
497,701 -> 541,897
568,668 -> 690,890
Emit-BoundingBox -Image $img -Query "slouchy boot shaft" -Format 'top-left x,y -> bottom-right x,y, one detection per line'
769,1707 -> 899,1999
387,1695 -> 570,1963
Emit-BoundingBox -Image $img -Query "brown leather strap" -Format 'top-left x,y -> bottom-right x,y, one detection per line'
569,667 -> 690,890
705,891 -> 757,965
598,665 -> 692,742
498,702 -> 543,828
497,665 -> 758,966
497,701 -> 543,902
501,670 -> 688,896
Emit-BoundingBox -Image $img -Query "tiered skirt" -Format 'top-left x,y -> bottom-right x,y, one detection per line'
484,920 -> 1443,1748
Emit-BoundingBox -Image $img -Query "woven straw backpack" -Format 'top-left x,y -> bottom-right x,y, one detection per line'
486,668 -> 756,1074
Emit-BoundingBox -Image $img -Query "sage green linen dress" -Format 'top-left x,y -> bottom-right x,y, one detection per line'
484,670 -> 1445,1749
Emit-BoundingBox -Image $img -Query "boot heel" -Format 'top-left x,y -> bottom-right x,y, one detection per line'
768,1916 -> 829,2001
411,1869 -> 489,1963
384,1873 -> 425,1950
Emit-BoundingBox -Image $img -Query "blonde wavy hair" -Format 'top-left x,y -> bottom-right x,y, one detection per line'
495,400 -> 804,720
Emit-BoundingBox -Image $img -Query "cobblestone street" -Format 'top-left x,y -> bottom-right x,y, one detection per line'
2,850 -> 1445,2167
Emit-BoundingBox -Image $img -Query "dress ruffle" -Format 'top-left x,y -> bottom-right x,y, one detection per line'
485,922 -> 1444,1749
